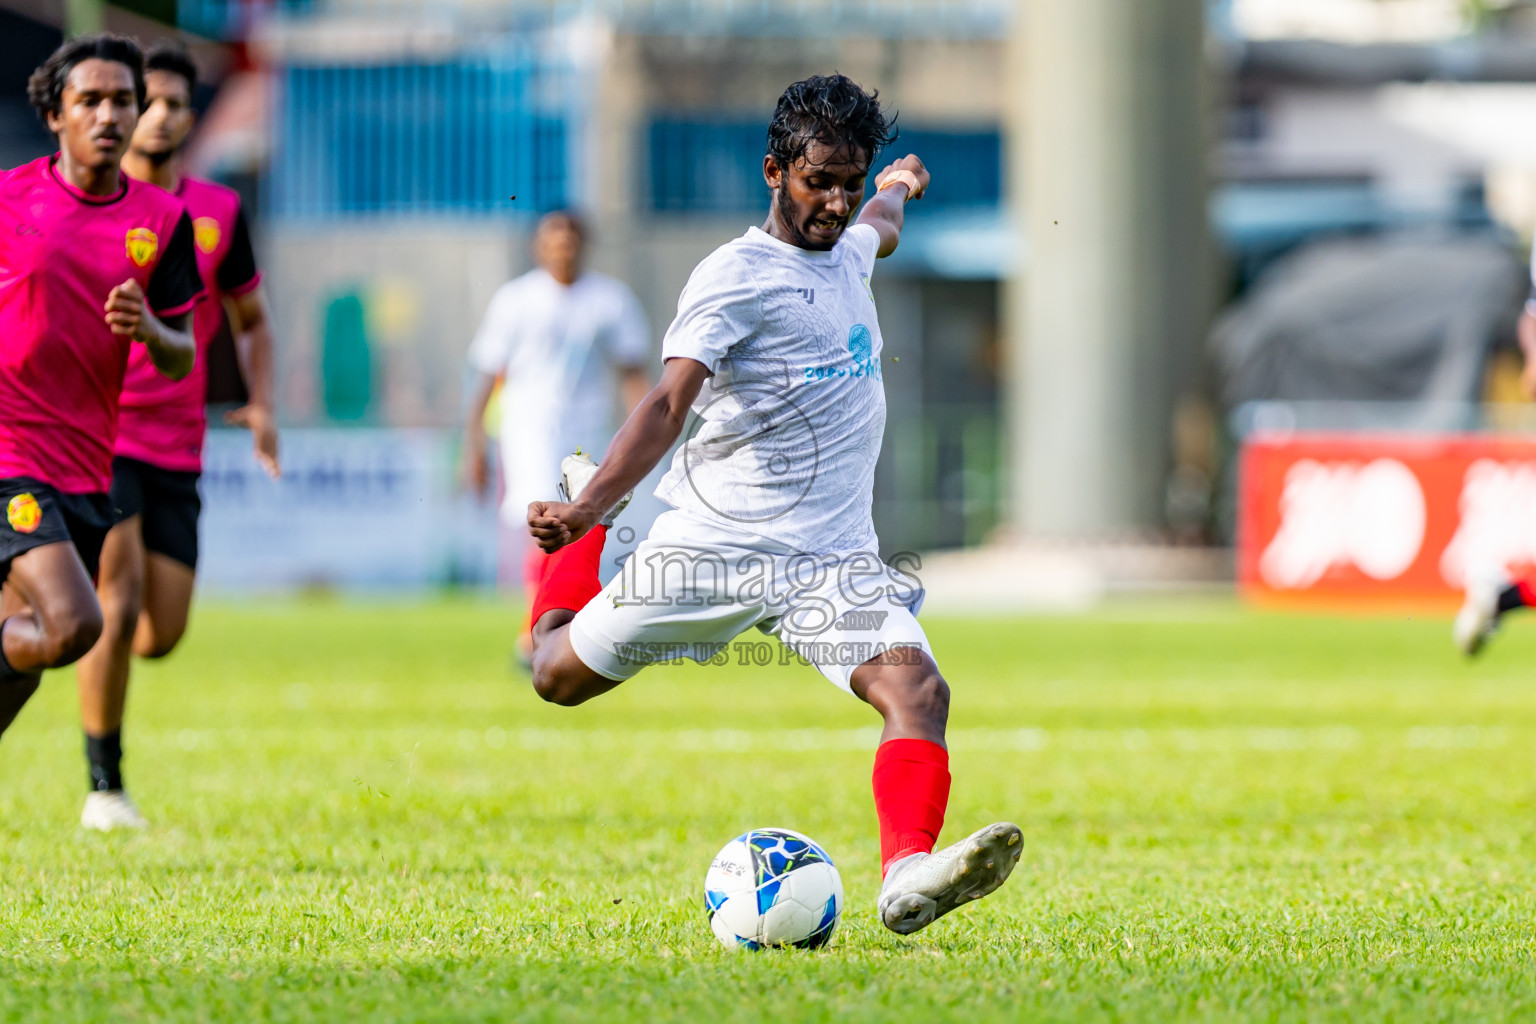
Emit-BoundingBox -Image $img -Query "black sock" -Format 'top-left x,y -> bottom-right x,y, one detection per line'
1497,584 -> 1527,614
85,729 -> 124,792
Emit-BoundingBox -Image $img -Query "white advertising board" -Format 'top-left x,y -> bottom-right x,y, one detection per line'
199,428 -> 499,591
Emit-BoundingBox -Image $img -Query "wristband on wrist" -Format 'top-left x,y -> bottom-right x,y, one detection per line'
876,169 -> 923,201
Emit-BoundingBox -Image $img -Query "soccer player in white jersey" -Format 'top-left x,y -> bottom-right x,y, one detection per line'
522,75 -> 1021,936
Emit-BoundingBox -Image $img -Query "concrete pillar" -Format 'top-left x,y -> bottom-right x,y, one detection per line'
1006,0 -> 1209,536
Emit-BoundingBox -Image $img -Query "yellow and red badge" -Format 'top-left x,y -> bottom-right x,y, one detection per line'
194,216 -> 221,255
125,227 -> 159,267
6,493 -> 41,534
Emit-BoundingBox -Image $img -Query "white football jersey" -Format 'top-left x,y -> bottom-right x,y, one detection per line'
656,223 -> 886,552
468,268 -> 650,524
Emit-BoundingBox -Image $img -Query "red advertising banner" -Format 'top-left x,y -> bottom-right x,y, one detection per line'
1238,433 -> 1536,608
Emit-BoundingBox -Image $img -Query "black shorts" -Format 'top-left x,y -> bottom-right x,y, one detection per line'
109,456 -> 202,570
0,477 -> 112,586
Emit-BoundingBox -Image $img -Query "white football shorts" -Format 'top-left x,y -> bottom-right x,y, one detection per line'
567,510 -> 930,693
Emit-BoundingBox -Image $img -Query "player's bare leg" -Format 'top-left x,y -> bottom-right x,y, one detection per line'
853,647 -> 950,746
0,588 -> 39,735
529,610 -> 623,706
77,518 -> 145,736
75,518 -> 150,828
134,553 -> 194,658
0,541 -> 104,739
852,647 -> 1022,935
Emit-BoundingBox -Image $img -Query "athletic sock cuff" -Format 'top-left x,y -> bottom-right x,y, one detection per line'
85,728 -> 124,792
873,737 -> 949,768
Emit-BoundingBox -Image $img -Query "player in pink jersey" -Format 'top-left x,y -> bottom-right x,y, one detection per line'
0,36 -> 200,755
73,41 -> 279,830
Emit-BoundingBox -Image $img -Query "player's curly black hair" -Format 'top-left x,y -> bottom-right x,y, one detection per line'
765,74 -> 896,171
26,34 -> 146,122
144,39 -> 199,95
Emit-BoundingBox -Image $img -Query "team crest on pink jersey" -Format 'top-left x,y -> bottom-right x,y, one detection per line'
125,227 -> 158,267
193,216 -> 221,254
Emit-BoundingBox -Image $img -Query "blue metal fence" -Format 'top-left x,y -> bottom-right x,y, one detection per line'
647,118 -> 1002,213
267,49 -> 574,220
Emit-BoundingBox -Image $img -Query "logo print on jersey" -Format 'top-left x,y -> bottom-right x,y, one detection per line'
6,493 -> 41,534
193,217 -> 222,255
847,324 -> 873,363
125,227 -> 159,268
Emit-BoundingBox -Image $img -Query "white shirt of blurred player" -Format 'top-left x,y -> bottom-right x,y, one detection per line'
469,268 -> 650,525
656,223 -> 885,553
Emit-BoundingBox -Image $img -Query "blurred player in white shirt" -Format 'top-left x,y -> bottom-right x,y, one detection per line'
461,211 -> 650,659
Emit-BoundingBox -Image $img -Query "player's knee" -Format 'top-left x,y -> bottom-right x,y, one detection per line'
867,663 -> 949,726
42,606 -> 104,667
99,596 -> 141,648
135,626 -> 185,660
530,665 -> 585,707
137,639 -> 180,660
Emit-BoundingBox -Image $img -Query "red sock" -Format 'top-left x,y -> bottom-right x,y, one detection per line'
872,738 -> 951,877
1518,577 -> 1536,607
529,526 -> 607,627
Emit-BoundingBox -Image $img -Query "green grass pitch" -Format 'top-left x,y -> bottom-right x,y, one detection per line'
4,597 -> 1536,1022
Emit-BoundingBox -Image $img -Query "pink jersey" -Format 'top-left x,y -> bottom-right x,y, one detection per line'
116,176 -> 261,472
0,156 -> 202,493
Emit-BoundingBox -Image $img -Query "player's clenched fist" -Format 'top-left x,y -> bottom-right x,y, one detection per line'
104,278 -> 152,343
528,500 -> 597,553
873,154 -> 929,201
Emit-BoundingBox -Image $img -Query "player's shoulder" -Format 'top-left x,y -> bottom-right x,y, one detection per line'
125,175 -> 191,225
688,232 -> 766,285
178,175 -> 243,215
841,222 -> 880,253
0,155 -> 49,195
0,156 -> 41,182
499,268 -> 548,299
575,269 -> 639,303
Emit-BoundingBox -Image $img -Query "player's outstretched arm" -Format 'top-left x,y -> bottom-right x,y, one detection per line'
528,356 -> 710,552
460,371 -> 499,497
104,279 -> 195,380
857,154 -> 929,259
223,286 -> 281,478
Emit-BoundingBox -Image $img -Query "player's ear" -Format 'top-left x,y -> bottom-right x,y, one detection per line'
45,107 -> 64,136
762,155 -> 782,191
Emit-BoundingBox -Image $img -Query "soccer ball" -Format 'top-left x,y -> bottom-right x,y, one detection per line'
704,827 -> 843,950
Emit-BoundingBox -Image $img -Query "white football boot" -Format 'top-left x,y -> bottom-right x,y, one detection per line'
558,449 -> 632,527
877,821 -> 1023,935
80,790 -> 147,832
1454,565 -> 1510,658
